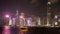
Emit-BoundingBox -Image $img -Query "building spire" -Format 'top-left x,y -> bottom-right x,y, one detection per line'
15,10 -> 19,26
16,10 -> 19,16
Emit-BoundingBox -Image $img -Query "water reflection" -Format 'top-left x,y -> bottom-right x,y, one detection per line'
2,26 -> 11,34
2,26 -> 27,34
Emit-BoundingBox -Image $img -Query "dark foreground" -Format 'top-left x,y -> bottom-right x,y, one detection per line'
0,26 -> 60,34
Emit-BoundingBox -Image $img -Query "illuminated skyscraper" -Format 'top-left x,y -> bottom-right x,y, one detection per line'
19,13 -> 26,27
37,17 -> 41,26
15,10 -> 19,26
27,17 -> 32,26
9,18 -> 12,26
46,1 -> 51,26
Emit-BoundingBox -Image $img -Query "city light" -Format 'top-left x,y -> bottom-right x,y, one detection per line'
48,2 -> 51,5
20,16 -> 24,19
5,15 -> 10,18
5,14 -> 12,26
54,22 -> 58,25
55,15 -> 58,18
58,19 -> 60,22
9,19 -> 12,26
12,18 -> 16,26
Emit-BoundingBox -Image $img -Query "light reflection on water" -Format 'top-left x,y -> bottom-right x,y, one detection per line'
2,26 -> 26,34
2,26 -> 11,34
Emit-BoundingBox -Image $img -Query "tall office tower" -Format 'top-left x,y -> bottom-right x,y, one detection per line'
19,13 -> 26,27
15,10 -> 19,26
46,1 -> 51,26
27,17 -> 32,26
12,18 -> 16,26
9,18 -> 12,26
37,17 -> 41,26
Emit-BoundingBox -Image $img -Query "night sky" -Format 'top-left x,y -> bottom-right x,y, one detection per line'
0,0 -> 47,16
0,0 -> 60,17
